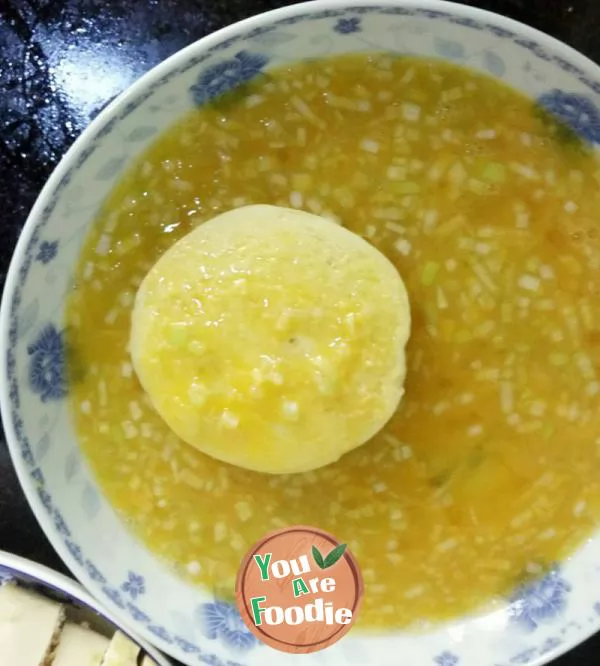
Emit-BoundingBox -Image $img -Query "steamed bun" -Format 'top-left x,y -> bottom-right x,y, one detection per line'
130,204 -> 410,474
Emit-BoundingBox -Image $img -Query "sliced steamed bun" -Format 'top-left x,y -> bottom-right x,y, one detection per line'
0,584 -> 64,666
0,581 -> 156,666
52,623 -> 109,666
131,204 -> 411,474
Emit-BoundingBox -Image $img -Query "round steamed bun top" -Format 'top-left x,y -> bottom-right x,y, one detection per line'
130,205 -> 411,474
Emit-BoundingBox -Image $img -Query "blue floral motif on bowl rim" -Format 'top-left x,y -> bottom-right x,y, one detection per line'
26,324 -> 67,403
35,240 -> 58,264
508,569 -> 571,632
190,51 -> 270,106
434,651 -> 459,666
334,16 -> 362,34
197,601 -> 260,651
537,89 -> 600,143
121,571 -> 146,600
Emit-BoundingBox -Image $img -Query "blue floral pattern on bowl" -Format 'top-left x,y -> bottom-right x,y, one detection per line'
434,651 -> 459,666
35,240 -> 59,264
538,89 -> 600,143
190,51 -> 269,106
27,324 -> 67,402
334,17 -> 362,34
509,569 -> 572,632
122,571 -> 146,600
3,3 -> 600,666
198,601 -> 260,652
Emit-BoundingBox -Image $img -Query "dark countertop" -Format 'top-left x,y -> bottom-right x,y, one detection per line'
0,0 -> 598,664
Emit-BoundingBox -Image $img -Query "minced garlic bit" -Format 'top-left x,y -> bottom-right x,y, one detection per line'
281,399 -> 299,421
360,138 -> 380,153
518,274 -> 540,291
220,410 -> 239,430
187,561 -> 202,575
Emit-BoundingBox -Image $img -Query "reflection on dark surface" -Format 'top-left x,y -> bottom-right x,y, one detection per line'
0,1 -> 599,664
0,0 -> 596,275
0,0 -> 289,275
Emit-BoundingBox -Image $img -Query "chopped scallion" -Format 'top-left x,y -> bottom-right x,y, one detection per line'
482,162 -> 506,183
421,261 -> 440,286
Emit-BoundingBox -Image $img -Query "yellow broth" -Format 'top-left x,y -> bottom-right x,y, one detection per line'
66,54 -> 600,628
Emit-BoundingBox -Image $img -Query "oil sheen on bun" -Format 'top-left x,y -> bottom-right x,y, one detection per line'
130,204 -> 411,474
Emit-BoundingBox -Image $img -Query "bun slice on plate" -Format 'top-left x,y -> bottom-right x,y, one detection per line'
0,579 -> 158,665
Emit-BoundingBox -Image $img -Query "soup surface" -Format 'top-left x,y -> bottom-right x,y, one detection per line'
66,54 -> 600,628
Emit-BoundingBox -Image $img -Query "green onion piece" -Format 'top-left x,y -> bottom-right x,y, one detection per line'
468,178 -> 489,195
549,352 -> 568,367
482,162 -> 506,183
454,330 -> 472,344
167,323 -> 189,347
397,181 -> 421,194
542,424 -> 555,439
421,261 -> 440,286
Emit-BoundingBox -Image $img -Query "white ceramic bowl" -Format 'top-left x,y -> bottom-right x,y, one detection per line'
0,550 -> 170,665
2,1 -> 600,665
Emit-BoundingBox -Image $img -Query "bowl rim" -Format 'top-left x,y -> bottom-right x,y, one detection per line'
0,550 -> 171,665
2,0 -> 600,664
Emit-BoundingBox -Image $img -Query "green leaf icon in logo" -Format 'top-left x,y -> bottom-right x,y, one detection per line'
312,543 -> 347,569
323,544 -> 347,568
312,545 -> 325,569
